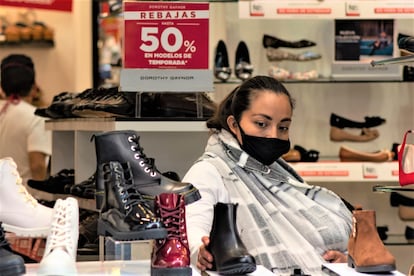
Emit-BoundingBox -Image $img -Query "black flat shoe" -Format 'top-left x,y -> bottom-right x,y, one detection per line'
262,34 -> 316,49
235,41 -> 253,81
398,35 -> 414,53
405,225 -> 414,241
390,192 -> 414,207
214,40 -> 231,82
293,145 -> 319,162
330,113 -> 386,129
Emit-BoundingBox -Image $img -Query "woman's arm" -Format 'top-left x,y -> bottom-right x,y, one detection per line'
183,160 -> 230,268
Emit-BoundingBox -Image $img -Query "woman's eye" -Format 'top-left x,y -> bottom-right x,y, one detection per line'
255,122 -> 266,128
279,126 -> 289,132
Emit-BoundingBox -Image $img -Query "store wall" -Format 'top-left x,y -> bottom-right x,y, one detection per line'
0,0 -> 92,105
209,3 -> 414,158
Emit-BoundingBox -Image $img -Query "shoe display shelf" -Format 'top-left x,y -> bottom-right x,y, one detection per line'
289,161 -> 398,183
45,117 -> 208,184
238,0 -> 414,20
0,40 -> 54,48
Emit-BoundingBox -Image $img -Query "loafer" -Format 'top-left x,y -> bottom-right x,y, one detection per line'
263,34 -> 316,49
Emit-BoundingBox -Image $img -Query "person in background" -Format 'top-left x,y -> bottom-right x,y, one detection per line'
0,54 -> 52,183
183,75 -> 353,275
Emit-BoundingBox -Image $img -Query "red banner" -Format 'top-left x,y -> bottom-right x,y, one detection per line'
0,0 -> 72,12
123,1 -> 209,69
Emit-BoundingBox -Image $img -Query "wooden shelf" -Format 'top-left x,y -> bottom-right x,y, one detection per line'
45,118 -> 208,132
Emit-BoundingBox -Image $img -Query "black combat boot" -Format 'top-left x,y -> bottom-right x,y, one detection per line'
0,222 -> 25,276
92,130 -> 201,210
207,202 -> 256,275
97,161 -> 167,241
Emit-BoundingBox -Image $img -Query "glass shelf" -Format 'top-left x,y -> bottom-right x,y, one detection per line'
383,234 -> 414,246
373,185 -> 414,193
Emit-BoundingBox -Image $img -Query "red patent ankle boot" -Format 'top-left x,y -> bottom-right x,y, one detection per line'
151,193 -> 191,276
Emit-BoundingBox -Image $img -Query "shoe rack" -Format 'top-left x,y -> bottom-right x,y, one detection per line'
210,1 -> 414,272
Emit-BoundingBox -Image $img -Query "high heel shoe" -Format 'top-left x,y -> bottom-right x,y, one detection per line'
214,40 -> 231,82
263,34 -> 316,49
330,113 -> 386,129
235,41 -> 253,81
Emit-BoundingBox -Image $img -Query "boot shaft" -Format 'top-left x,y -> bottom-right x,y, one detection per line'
207,202 -> 256,275
93,130 -> 201,209
152,193 -> 190,271
94,130 -> 160,183
101,161 -> 159,227
348,208 -> 396,273
210,202 -> 242,247
154,193 -> 188,246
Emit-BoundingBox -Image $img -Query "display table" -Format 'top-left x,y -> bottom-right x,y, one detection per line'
24,261 -> 274,275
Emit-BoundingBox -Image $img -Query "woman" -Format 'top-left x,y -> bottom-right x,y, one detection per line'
183,75 -> 353,275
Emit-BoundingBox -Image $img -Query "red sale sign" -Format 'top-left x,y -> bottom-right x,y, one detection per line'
0,0 -> 72,12
123,2 -> 209,69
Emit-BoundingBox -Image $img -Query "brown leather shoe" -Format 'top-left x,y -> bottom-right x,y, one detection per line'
339,145 -> 393,162
330,127 -> 379,142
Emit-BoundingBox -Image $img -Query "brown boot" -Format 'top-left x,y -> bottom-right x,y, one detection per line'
348,209 -> 396,273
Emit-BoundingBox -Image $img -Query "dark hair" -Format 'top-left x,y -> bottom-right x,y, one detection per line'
1,54 -> 35,97
206,75 -> 295,131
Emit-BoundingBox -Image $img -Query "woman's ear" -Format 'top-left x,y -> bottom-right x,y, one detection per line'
227,115 -> 238,135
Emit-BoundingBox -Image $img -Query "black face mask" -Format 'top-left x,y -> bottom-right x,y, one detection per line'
238,126 -> 291,166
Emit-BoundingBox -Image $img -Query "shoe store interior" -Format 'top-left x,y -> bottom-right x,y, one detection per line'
0,0 -> 414,275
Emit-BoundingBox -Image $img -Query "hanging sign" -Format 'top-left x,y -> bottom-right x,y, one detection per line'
121,1 -> 212,92
0,0 -> 72,12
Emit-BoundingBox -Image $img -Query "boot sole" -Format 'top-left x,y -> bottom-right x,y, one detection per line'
348,255 -> 396,273
97,219 -> 167,241
209,263 -> 256,275
2,223 -> 49,237
0,264 -> 26,276
151,266 -> 192,276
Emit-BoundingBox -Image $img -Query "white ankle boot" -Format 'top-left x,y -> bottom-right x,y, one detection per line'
37,197 -> 79,276
0,157 -> 53,237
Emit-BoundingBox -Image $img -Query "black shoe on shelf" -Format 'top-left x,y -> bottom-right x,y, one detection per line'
235,41 -> 253,81
70,173 -> 96,199
27,169 -> 75,195
214,40 -> 232,82
262,34 -> 316,49
330,113 -> 386,129
398,33 -> 414,53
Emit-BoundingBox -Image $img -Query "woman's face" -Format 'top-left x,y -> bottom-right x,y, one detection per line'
228,90 -> 292,145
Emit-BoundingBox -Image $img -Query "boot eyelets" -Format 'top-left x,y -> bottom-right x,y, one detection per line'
144,167 -> 150,173
150,172 -> 157,177
139,161 -> 145,167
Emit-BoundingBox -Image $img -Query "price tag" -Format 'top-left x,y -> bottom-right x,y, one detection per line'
121,1 -> 212,92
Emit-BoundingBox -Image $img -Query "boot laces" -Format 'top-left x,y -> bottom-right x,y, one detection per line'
158,204 -> 186,240
47,202 -> 74,256
127,135 -> 157,177
110,163 -> 156,223
12,169 -> 37,207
